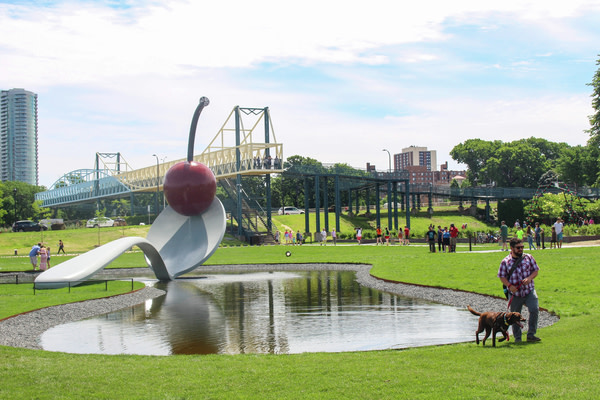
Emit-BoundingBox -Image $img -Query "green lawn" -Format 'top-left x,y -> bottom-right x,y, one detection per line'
1,244 -> 599,399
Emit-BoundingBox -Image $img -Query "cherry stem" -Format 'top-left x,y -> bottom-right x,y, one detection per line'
187,97 -> 210,162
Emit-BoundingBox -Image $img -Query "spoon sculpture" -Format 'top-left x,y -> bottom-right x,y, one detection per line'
36,97 -> 226,288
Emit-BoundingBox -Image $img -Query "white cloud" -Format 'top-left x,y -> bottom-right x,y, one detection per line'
1,0 -> 598,186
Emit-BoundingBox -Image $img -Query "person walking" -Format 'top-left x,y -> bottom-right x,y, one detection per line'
356,228 -> 362,245
403,226 -> 410,245
376,226 -> 383,245
437,226 -> 443,252
498,238 -> 541,343
321,228 -> 327,246
331,229 -> 337,246
384,227 -> 390,246
58,239 -> 66,254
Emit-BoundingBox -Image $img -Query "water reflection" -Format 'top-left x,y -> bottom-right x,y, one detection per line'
41,270 -> 477,355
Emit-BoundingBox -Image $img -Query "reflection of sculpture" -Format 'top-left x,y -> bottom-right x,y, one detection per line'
36,97 -> 226,288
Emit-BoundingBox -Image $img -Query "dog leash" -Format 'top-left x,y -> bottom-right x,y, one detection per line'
506,282 -> 523,310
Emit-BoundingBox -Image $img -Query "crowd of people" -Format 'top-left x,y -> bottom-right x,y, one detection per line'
500,218 -> 568,251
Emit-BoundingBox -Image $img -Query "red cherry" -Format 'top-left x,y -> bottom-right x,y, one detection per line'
163,161 -> 216,216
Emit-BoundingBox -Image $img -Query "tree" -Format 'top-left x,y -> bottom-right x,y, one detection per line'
556,145 -> 600,187
450,139 -> 501,185
482,142 -> 550,188
587,54 -> 600,147
0,181 -> 47,225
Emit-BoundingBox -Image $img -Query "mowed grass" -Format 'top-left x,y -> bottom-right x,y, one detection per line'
1,244 -> 599,399
0,281 -> 145,320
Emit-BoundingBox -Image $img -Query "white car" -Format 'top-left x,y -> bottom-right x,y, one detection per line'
86,217 -> 115,228
278,206 -> 304,215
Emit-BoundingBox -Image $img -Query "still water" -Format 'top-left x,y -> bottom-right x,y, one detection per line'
41,270 -> 477,355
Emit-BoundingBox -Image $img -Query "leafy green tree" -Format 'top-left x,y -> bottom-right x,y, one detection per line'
587,54 -> 600,147
450,139 -> 501,185
521,137 -> 569,169
0,181 -> 47,224
556,145 -> 600,187
482,142 -> 550,187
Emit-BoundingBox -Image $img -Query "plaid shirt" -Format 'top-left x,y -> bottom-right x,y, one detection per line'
498,253 -> 539,297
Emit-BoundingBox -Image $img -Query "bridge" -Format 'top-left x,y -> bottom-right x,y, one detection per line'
36,106 -> 283,207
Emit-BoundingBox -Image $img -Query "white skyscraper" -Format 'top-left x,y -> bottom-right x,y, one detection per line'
1,88 -> 39,185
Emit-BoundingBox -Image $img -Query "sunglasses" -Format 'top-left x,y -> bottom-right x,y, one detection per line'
514,246 -> 524,249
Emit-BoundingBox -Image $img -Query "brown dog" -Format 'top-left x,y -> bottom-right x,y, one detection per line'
467,305 -> 526,347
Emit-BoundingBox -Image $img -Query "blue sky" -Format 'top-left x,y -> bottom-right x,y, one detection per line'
1,0 -> 599,187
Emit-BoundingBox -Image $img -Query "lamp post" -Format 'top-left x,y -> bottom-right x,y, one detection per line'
382,149 -> 391,174
152,154 -> 160,217
161,156 -> 167,209
12,188 -> 17,225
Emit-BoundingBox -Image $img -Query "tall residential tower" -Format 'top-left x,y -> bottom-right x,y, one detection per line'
1,88 -> 39,185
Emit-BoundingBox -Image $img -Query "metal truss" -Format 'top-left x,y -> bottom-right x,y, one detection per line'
36,106 -> 284,207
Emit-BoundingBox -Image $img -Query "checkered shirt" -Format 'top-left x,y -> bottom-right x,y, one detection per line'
498,253 -> 539,297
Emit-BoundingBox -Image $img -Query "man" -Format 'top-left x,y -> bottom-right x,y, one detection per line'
426,226 -> 436,253
29,243 -> 41,271
500,221 -> 509,251
449,224 -> 459,253
534,222 -> 544,249
498,238 -> 541,343
321,228 -> 327,246
553,218 -> 564,248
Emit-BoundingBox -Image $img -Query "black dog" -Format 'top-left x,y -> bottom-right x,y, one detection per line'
467,305 -> 526,347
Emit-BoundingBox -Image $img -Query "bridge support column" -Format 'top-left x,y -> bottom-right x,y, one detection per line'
324,177 -> 329,233
266,174 -> 272,232
375,183 -> 381,228
387,181 -> 392,229
405,181 -> 411,229
348,190 -> 352,214
393,181 -> 399,231
304,177 -> 310,234
335,175 -> 341,233
485,198 -> 491,223
315,175 -> 320,233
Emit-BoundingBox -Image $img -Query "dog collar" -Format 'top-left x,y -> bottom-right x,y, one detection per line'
503,313 -> 510,326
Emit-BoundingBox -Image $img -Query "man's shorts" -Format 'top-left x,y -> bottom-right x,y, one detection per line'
501,236 -> 508,243
30,255 -> 38,266
557,232 -> 564,241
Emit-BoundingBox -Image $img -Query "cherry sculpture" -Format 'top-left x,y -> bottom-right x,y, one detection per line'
163,96 -> 217,216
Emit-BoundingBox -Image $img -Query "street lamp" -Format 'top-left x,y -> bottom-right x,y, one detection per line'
382,149 -> 391,174
161,157 -> 167,209
152,154 -> 160,217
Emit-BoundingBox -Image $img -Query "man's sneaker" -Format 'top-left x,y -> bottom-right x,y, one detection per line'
527,336 -> 541,342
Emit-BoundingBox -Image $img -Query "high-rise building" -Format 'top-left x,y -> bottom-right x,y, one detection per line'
394,145 -> 437,172
1,88 -> 39,185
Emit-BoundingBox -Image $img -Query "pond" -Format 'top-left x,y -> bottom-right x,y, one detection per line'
41,270 -> 477,355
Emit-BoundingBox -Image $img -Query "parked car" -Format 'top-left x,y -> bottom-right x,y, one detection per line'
86,217 -> 115,228
278,206 -> 304,215
12,220 -> 47,232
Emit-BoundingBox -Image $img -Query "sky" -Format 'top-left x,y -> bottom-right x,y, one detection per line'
1,0 -> 599,187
